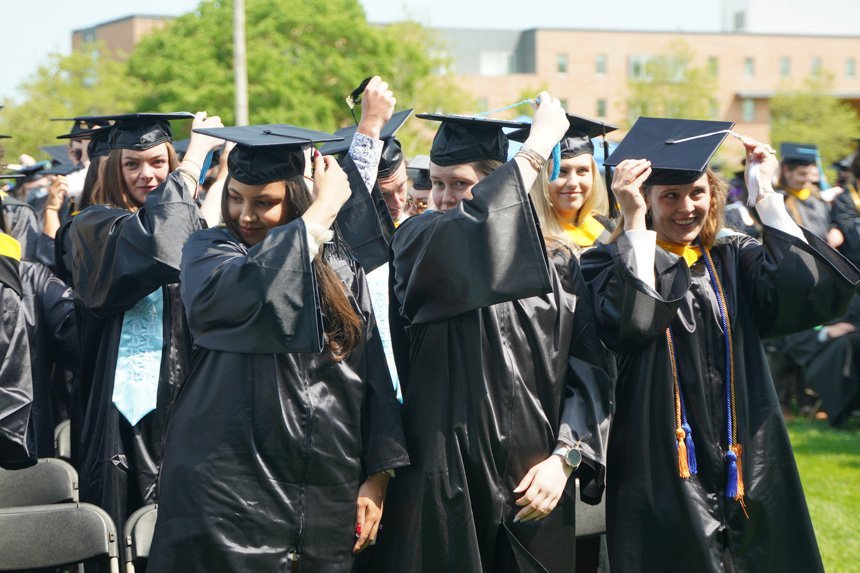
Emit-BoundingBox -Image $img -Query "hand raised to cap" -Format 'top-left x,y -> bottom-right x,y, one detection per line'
523,91 -> 569,159
357,76 -> 396,140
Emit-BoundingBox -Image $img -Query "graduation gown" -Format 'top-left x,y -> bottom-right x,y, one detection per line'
830,185 -> 860,267
1,192 -> 40,261
581,226 -> 859,573
0,236 -> 35,469
149,223 -> 409,572
779,190 -> 831,239
373,162 -> 613,573
19,260 -> 78,458
68,170 -> 202,529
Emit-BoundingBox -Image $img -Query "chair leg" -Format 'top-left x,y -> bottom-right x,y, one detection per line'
126,560 -> 136,573
110,556 -> 120,573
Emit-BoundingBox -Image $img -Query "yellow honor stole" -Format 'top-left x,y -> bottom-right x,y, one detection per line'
657,240 -> 703,267
563,215 -> 606,248
786,187 -> 811,201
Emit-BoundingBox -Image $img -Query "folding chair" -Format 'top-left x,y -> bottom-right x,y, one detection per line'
123,504 -> 158,573
0,502 -> 120,572
574,478 -> 606,538
54,419 -> 72,461
0,457 -> 78,508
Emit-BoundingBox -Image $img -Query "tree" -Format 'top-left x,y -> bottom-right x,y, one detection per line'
0,44 -> 144,163
127,0 -> 472,154
624,40 -> 718,126
770,72 -> 860,182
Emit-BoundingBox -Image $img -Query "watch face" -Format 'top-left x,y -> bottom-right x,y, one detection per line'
565,448 -> 582,468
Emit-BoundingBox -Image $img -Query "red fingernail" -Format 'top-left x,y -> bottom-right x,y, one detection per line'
355,524 -> 362,535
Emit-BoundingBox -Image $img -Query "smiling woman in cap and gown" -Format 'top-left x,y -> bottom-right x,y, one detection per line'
66,111 -> 224,529
581,117 -> 859,572
148,124 -> 408,572
371,94 -> 613,573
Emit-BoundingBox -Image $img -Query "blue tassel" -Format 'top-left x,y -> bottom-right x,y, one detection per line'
682,422 -> 698,475
550,143 -> 561,182
725,449 -> 738,499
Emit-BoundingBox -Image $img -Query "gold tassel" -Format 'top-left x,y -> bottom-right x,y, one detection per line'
677,428 -> 690,479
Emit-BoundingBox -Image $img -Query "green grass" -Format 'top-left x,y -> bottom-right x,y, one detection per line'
788,417 -> 860,573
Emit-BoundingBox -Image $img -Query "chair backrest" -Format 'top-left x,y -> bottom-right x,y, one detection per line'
574,479 -> 607,538
123,504 -> 158,566
0,502 -> 120,572
54,420 -> 72,461
0,458 -> 78,508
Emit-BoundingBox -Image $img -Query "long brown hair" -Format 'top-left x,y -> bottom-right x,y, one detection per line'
609,168 -> 726,249
90,144 -> 180,210
221,174 -> 363,361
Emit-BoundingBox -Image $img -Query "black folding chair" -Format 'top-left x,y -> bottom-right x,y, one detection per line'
123,504 -> 158,573
0,502 -> 120,572
0,457 -> 78,508
54,419 -> 72,462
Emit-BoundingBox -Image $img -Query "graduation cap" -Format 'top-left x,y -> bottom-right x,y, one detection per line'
51,117 -> 112,139
407,154 -> 431,190
508,113 -> 620,159
605,117 -> 735,185
86,127 -> 113,160
41,163 -> 83,176
192,124 -> 343,185
779,142 -> 818,166
10,161 -> 52,182
40,145 -> 73,165
417,113 -> 529,167
72,112 -> 193,151
832,155 -> 855,170
172,138 -> 190,156
320,109 -> 413,179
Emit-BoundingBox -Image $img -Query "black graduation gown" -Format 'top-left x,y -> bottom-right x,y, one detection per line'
68,171 -> 201,529
0,241 -> 35,469
1,192 -> 40,261
830,185 -> 860,267
19,260 -> 77,458
581,226 -> 859,573
149,223 -> 409,572
373,162 -> 613,573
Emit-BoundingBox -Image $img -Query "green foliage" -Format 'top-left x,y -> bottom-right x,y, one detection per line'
127,0 -> 471,154
625,40 -> 718,126
770,73 -> 860,182
0,43 -> 144,163
788,418 -> 860,573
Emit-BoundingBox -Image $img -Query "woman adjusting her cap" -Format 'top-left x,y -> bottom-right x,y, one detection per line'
582,117 -> 859,573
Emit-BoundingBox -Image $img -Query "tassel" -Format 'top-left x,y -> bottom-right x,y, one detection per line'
676,428 -> 690,479
682,422 -> 698,475
550,143 -> 562,182
731,444 -> 745,500
725,449 -> 738,499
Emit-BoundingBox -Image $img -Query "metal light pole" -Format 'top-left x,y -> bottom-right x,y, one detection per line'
233,0 -> 249,126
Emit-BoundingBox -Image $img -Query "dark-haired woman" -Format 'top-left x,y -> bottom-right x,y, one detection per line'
67,111 -> 223,529
149,127 -> 408,572
582,132 -> 859,572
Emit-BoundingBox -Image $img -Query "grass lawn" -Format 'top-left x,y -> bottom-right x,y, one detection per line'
788,417 -> 860,573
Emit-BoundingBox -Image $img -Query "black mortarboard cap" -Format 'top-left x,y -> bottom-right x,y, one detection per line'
508,113 -> 620,159
40,145 -> 73,165
41,163 -> 83,176
407,154 -> 431,190
86,127 -> 113,159
12,161 -> 52,182
320,109 -> 413,179
417,113 -> 529,167
779,142 -> 818,166
605,117 -> 735,185
0,174 -> 24,180
172,138 -> 190,156
52,117 -> 112,139
73,112 -> 193,151
0,134 -> 10,139
193,124 -> 342,185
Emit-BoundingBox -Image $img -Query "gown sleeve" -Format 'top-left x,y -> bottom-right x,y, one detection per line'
391,161 -> 552,324
69,170 -> 203,315
39,269 -> 78,371
0,259 -> 35,470
335,153 -> 394,273
179,222 -> 323,354
352,263 -> 410,476
580,231 -> 692,352
737,225 -> 860,338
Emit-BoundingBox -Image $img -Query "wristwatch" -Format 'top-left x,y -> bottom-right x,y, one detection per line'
552,446 -> 582,470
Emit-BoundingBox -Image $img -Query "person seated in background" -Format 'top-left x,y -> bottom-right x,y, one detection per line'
405,154 -> 432,216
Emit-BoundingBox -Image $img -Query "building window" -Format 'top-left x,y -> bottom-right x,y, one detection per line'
733,11 -> 746,31
707,57 -> 719,76
779,57 -> 790,78
628,55 -> 653,80
811,57 -> 822,76
596,54 -> 607,75
744,57 -> 755,78
557,53 -> 568,74
596,99 -> 607,118
742,99 -> 756,122
479,51 -> 512,76
848,58 -> 857,79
